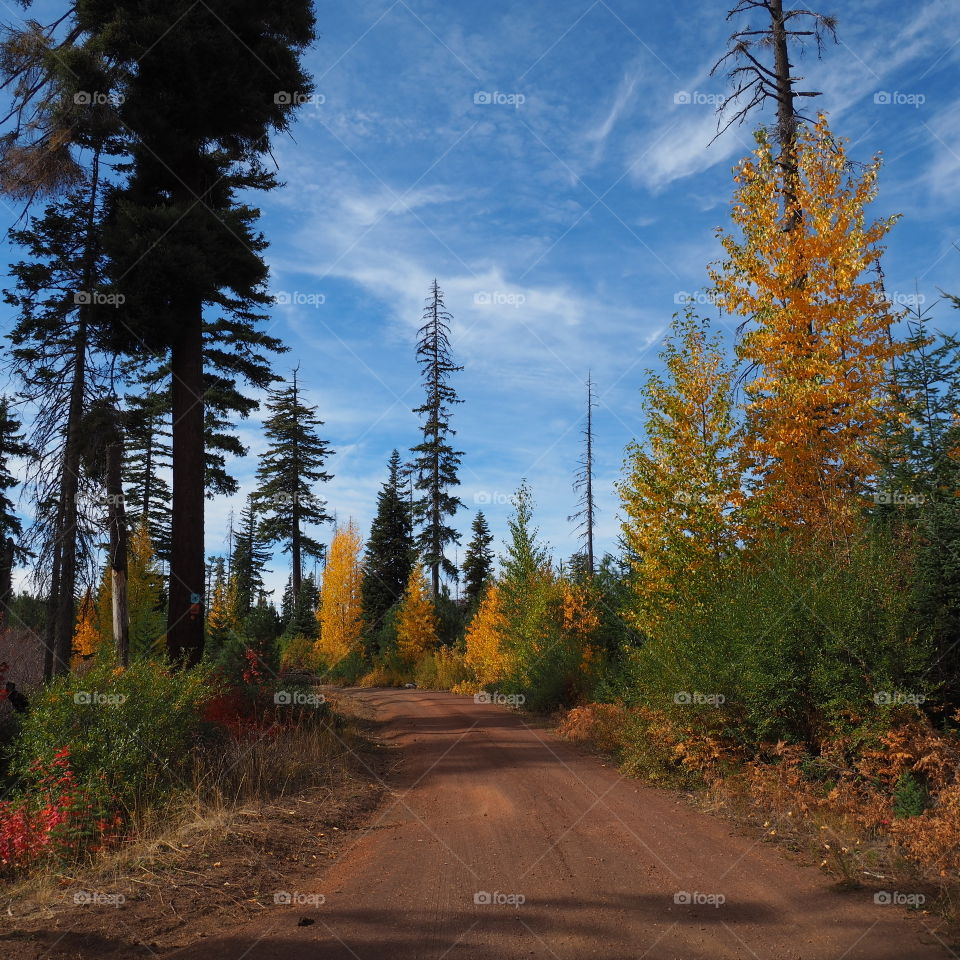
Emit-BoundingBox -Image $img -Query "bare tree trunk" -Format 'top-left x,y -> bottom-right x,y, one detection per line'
0,537 -> 13,630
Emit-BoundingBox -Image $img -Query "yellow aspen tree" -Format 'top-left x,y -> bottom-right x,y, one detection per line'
462,583 -> 511,689
316,520 -> 364,666
618,310 -> 742,630
396,562 -> 437,664
72,588 -> 102,665
95,521 -> 167,658
710,116 -> 905,543
206,576 -> 233,647
561,579 -> 600,672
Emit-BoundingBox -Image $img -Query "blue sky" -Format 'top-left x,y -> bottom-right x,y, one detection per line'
5,0 -> 960,598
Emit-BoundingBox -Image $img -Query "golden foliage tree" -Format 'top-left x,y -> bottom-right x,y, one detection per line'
72,588 -> 101,665
94,522 -> 167,659
462,583 -> 511,689
618,311 -> 742,629
710,116 -> 904,543
396,562 -> 437,664
316,520 -> 364,666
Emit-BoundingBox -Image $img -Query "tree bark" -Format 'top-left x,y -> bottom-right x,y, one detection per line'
166,301 -> 205,666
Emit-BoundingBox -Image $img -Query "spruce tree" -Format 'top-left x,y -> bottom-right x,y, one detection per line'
462,511 -> 494,612
87,0 -> 317,665
410,280 -> 464,596
252,369 -> 334,605
362,450 -> 414,645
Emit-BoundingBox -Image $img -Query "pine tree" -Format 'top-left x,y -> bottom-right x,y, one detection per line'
618,312 -> 742,629
462,511 -> 494,613
88,0 -> 317,665
229,495 -> 272,625
362,450 -> 414,645
0,400 -> 32,629
396,562 -> 437,665
252,369 -> 334,605
4,169 -> 113,677
316,522 -> 364,667
410,280 -> 464,596
123,388 -> 172,565
568,373 -> 598,575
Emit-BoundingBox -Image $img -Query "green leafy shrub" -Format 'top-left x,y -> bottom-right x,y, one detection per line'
9,660 -> 215,806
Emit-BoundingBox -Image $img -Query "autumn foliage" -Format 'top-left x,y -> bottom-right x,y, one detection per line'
316,521 -> 364,666
396,562 -> 437,664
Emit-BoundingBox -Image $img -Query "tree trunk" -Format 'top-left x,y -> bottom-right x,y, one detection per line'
166,301 -> 205,666
106,439 -> 129,666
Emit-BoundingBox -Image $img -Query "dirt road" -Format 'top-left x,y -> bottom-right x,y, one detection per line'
172,688 -> 949,960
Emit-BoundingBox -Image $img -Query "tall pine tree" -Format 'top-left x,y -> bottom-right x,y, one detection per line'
229,494 -> 272,625
462,511 -> 494,613
88,0 -> 317,665
0,400 -> 31,629
362,450 -> 414,646
410,280 -> 464,596
252,369 -> 334,605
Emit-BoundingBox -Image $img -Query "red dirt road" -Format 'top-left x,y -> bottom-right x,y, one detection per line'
172,689 -> 949,960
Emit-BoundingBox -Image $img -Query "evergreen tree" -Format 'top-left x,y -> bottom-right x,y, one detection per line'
229,495 -> 272,625
4,171 -> 114,677
88,0 -> 317,665
410,280 -> 464,596
568,373 -> 598,575
123,388 -> 172,565
0,400 -> 32,629
285,573 -> 319,639
362,450 -> 414,646
462,511 -> 494,613
252,369 -> 334,605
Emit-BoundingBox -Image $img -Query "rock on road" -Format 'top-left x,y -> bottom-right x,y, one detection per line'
172,688 -> 948,960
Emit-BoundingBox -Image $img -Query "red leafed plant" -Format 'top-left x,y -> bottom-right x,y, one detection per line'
0,746 -> 122,874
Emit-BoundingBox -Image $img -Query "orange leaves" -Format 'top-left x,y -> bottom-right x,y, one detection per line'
316,521 -> 364,666
395,562 -> 437,665
710,116 -> 905,543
